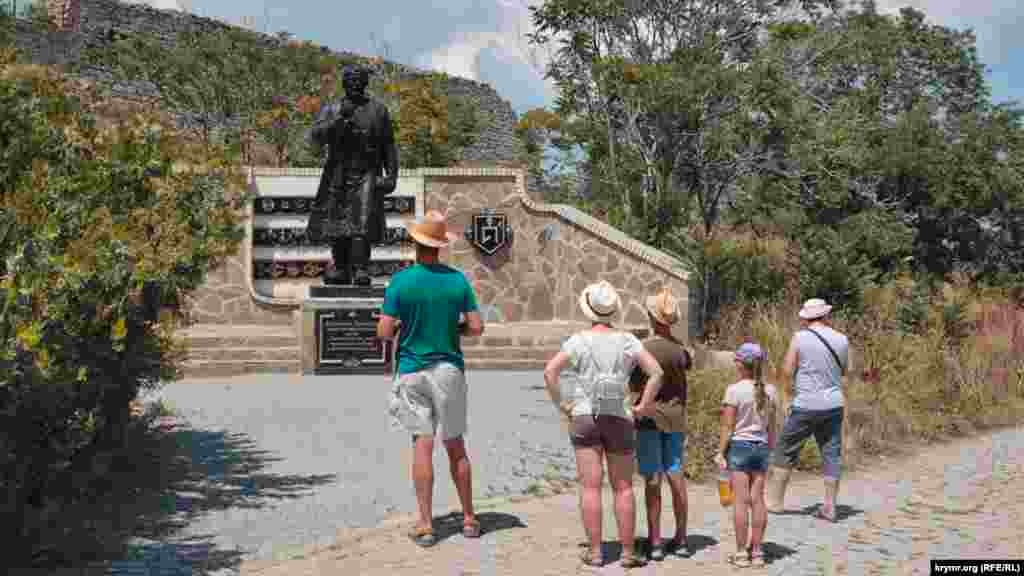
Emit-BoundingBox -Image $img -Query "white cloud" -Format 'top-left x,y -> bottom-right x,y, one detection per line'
873,0 -> 1023,65
415,0 -> 557,105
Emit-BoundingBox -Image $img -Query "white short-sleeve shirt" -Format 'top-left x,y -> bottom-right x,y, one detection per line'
562,330 -> 643,420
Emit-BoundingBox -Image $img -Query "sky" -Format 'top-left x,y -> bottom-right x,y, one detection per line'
124,0 -> 1022,116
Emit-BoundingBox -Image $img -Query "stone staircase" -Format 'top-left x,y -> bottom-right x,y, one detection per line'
179,322 -> 649,378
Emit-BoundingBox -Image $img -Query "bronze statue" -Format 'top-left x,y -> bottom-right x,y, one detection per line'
307,64 -> 399,286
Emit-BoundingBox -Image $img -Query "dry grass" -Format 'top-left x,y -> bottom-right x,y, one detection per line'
683,278 -> 1024,480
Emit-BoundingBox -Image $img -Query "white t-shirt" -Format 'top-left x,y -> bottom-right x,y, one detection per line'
562,330 -> 644,420
723,379 -> 777,443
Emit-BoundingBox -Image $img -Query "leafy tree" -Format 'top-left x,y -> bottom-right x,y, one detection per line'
376,71 -> 481,169
0,49 -> 245,547
515,106 -> 578,200
528,0 -> 838,248
740,2 -> 1024,291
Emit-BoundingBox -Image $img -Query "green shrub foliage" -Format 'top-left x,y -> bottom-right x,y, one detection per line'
0,50 -> 246,535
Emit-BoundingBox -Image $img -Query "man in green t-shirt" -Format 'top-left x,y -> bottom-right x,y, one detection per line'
377,210 -> 484,548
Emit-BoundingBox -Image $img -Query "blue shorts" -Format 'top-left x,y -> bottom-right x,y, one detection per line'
636,430 -> 686,476
727,440 -> 770,472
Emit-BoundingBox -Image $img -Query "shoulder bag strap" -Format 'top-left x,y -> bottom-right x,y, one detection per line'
804,328 -> 845,375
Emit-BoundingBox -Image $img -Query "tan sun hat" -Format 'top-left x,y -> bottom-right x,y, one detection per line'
579,280 -> 621,323
798,298 -> 833,320
407,210 -> 458,248
645,287 -> 680,326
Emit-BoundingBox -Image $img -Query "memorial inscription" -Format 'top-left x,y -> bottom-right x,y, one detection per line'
306,285 -> 392,374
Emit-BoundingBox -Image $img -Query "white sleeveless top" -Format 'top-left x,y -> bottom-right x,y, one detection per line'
561,330 -> 644,420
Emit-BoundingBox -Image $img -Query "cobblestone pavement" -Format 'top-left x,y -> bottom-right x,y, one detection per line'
241,426 -> 1024,576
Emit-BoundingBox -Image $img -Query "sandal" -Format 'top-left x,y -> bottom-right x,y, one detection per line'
408,526 -> 437,548
750,551 -> 767,567
668,536 -> 693,558
649,543 -> 666,561
580,549 -> 604,567
620,554 -> 646,569
462,518 -> 482,538
728,551 -> 751,567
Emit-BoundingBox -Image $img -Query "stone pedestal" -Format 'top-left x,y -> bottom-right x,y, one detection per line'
300,285 -> 392,375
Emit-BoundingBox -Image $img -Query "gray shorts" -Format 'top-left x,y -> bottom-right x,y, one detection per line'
388,362 -> 467,440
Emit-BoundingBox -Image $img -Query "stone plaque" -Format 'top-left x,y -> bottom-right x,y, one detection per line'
304,285 -> 392,375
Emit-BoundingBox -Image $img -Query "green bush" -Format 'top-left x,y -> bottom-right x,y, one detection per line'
0,51 -> 246,544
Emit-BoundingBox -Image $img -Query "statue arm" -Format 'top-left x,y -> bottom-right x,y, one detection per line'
307,101 -> 338,151
378,104 -> 399,194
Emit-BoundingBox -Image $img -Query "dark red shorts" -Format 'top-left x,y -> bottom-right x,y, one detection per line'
569,414 -> 635,454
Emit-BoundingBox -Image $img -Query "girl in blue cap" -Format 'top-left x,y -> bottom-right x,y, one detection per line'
715,342 -> 779,567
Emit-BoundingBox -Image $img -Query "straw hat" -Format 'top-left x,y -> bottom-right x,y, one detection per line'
645,288 -> 680,326
798,298 -> 833,320
407,210 -> 458,248
579,280 -> 621,322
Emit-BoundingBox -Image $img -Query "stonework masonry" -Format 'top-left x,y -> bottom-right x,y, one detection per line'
183,167 -> 693,343
14,0 -> 522,164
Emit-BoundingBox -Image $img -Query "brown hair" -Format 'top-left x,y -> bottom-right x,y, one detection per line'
752,358 -> 772,420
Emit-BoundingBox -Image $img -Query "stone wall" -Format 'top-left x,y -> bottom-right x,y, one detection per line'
11,0 -> 521,164
426,169 -> 691,340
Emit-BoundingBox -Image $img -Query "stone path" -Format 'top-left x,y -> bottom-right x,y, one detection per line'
240,426 -> 1024,576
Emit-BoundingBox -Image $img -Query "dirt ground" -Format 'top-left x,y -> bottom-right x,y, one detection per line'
241,427 -> 1024,576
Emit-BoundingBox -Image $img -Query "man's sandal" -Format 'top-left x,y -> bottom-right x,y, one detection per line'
462,518 -> 482,538
408,526 -> 437,548
728,551 -> 752,567
668,536 -> 693,558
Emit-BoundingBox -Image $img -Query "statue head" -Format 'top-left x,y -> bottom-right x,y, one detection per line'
342,65 -> 370,100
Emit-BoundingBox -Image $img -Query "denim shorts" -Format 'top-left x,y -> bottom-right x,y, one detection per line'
772,406 -> 844,479
727,440 -> 771,472
636,430 -> 686,476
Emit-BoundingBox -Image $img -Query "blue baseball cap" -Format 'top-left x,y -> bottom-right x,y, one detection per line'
735,342 -> 765,364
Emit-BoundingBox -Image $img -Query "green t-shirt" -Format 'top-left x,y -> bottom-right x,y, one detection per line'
382,263 -> 479,375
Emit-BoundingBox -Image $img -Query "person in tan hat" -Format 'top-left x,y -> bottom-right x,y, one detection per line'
766,298 -> 849,523
377,210 -> 485,547
629,287 -> 694,560
543,280 -> 664,569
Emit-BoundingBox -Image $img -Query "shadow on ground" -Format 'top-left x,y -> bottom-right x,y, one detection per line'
9,414 -> 337,576
772,503 -> 864,521
762,541 -> 798,562
431,511 -> 528,543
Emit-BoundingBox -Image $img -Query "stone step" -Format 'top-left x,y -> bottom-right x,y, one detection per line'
179,359 -> 302,378
461,346 -> 557,360
464,358 -> 546,371
186,346 -> 301,362
180,325 -> 298,349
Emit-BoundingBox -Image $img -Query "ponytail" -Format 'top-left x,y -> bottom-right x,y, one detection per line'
753,358 -> 770,419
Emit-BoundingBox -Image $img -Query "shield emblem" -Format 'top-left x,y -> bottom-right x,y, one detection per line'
470,211 -> 510,255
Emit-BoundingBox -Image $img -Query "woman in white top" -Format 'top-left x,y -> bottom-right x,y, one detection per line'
716,342 -> 778,567
544,280 -> 664,569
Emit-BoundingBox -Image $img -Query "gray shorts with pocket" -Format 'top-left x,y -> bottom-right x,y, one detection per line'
388,362 -> 467,440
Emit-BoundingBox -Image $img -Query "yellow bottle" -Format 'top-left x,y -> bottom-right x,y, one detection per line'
718,469 -> 734,507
